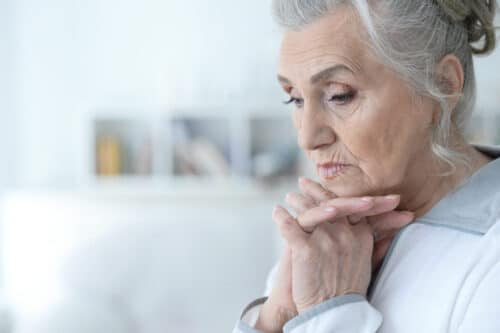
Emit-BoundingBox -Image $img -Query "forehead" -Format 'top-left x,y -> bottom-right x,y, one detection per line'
278,6 -> 368,80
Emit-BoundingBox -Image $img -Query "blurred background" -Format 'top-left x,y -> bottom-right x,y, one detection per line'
0,1 -> 499,332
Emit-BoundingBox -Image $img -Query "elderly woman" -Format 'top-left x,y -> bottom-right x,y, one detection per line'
232,1 -> 500,333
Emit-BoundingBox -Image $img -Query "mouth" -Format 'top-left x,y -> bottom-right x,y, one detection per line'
316,162 -> 351,180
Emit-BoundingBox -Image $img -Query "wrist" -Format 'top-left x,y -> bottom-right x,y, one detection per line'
255,301 -> 297,333
296,291 -> 367,314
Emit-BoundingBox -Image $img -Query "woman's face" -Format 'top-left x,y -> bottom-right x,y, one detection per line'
278,6 -> 437,197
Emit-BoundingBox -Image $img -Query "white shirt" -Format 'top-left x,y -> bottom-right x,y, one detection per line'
232,145 -> 500,333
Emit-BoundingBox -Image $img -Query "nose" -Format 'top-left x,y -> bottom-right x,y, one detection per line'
298,104 -> 336,151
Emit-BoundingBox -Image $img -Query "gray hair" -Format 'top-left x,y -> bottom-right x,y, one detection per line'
272,0 -> 498,174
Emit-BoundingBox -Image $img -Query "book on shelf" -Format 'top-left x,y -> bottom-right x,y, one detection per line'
96,136 -> 122,176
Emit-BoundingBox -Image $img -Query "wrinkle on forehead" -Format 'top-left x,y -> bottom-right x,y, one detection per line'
278,6 -> 369,80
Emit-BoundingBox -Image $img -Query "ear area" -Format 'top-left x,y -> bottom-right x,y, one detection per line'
434,54 -> 465,114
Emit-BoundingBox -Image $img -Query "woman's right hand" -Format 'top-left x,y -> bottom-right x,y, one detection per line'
288,178 -> 414,270
255,179 -> 414,332
255,244 -> 297,333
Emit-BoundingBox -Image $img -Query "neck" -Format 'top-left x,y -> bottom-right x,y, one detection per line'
398,135 -> 492,219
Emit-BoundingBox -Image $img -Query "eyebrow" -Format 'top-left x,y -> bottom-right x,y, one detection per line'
277,64 -> 354,86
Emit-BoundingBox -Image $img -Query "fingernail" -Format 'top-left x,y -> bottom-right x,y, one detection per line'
361,197 -> 374,203
385,195 -> 400,200
324,206 -> 336,213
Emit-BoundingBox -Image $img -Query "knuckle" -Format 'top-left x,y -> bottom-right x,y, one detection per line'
314,228 -> 337,250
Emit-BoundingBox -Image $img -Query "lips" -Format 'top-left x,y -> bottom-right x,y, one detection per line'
317,162 -> 350,179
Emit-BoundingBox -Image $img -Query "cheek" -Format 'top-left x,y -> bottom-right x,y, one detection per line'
342,101 -> 424,188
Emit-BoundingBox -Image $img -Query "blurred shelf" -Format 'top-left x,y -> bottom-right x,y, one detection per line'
81,107 -> 304,192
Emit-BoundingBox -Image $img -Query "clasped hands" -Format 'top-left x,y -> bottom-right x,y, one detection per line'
255,177 -> 414,333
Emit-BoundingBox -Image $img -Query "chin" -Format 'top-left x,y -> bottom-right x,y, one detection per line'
321,179 -> 369,198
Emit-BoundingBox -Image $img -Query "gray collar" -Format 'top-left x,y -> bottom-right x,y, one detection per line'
416,144 -> 500,235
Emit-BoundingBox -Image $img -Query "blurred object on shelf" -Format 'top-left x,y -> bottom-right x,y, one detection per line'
172,118 -> 196,175
174,138 -> 230,177
93,118 -> 154,178
253,144 -> 299,180
172,117 -> 230,177
189,138 -> 230,176
96,136 -> 122,176
134,138 -> 153,175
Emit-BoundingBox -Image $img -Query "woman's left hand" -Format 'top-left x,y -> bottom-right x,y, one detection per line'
273,204 -> 374,314
286,177 -> 414,271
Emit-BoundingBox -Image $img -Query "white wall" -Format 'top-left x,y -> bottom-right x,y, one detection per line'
474,14 -> 500,112
0,0 -> 17,189
9,0 -> 284,187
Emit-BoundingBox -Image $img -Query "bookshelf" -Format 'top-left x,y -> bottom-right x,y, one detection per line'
80,107 -> 307,195
80,106 -> 499,195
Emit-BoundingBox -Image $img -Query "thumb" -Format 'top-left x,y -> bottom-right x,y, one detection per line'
267,244 -> 297,317
271,245 -> 293,296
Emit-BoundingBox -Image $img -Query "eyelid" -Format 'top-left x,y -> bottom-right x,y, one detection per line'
326,82 -> 353,93
283,96 -> 304,107
326,91 -> 356,105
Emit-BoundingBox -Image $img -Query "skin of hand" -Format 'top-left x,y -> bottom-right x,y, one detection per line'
273,203 -> 374,314
254,245 -> 297,333
258,181 -> 414,328
288,177 -> 414,270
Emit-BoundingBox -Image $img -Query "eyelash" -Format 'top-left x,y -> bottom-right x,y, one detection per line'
329,92 -> 356,104
283,97 -> 304,107
283,92 -> 356,108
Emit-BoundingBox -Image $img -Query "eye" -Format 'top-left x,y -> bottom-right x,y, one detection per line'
328,91 -> 356,105
283,96 -> 304,108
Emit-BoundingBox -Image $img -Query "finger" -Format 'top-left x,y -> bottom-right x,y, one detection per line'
297,196 -> 401,232
273,205 -> 309,247
298,177 -> 336,204
319,196 -> 376,221
367,211 -> 414,236
372,237 -> 394,271
285,192 -> 316,215
374,228 -> 399,242
295,205 -> 341,233
348,195 -> 401,223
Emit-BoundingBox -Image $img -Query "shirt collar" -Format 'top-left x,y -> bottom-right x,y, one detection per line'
416,144 -> 500,234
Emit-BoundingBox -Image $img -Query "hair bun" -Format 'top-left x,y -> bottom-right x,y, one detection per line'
437,0 -> 498,54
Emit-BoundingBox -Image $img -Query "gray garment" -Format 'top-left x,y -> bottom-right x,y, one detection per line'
415,144 -> 500,235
